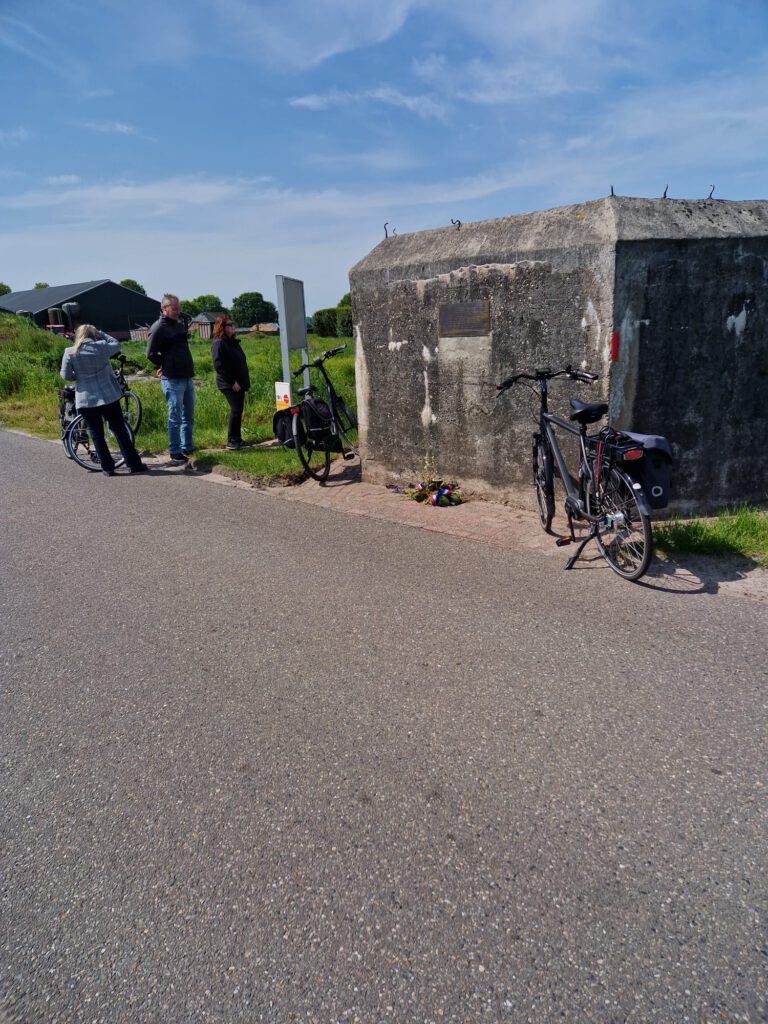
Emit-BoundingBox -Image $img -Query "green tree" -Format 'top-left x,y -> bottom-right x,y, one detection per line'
34,282 -> 49,289
337,292 -> 351,307
180,299 -> 200,318
120,278 -> 146,295
193,294 -> 227,314
0,282 -> 11,296
337,306 -> 353,337
312,308 -> 338,337
231,291 -> 278,328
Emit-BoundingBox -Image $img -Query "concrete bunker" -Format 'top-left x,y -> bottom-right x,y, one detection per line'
349,196 -> 768,513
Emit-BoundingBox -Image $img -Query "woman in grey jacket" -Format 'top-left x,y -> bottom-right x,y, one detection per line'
60,325 -> 147,475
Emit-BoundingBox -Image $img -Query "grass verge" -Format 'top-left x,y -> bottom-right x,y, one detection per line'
654,505 -> 768,567
0,313 -> 355,482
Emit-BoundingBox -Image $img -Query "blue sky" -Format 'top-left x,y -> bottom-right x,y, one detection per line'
1,0 -> 767,315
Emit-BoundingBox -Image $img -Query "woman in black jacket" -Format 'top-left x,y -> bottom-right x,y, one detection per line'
211,315 -> 251,449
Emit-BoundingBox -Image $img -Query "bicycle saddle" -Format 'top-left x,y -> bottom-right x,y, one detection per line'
569,398 -> 608,424
297,385 -> 316,397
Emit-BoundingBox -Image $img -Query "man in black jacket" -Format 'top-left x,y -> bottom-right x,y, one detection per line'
146,294 -> 195,462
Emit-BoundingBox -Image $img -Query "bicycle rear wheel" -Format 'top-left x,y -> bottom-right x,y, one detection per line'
292,407 -> 331,482
533,435 -> 555,532
334,396 -> 358,454
121,389 -> 142,434
66,414 -> 129,472
589,467 -> 652,581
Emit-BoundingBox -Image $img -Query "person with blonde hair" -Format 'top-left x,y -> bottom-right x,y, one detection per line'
60,324 -> 148,476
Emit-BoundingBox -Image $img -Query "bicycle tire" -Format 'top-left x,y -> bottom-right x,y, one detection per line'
334,396 -> 358,454
533,435 -> 555,532
121,389 -> 142,434
588,466 -> 652,581
292,407 -> 331,482
61,419 -> 75,458
66,414 -> 130,472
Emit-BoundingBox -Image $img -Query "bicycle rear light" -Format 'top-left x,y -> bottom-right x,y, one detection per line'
622,448 -> 644,461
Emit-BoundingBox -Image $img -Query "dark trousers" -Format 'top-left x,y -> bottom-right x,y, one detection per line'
220,388 -> 245,444
79,400 -> 143,472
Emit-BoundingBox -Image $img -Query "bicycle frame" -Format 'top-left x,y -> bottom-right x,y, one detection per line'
541,412 -> 601,523
534,374 -> 601,525
297,347 -> 357,453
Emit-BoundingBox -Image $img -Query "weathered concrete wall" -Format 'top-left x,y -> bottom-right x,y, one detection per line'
350,197 -> 768,512
612,236 -> 768,512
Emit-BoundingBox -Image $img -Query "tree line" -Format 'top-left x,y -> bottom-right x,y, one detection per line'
0,279 -> 354,337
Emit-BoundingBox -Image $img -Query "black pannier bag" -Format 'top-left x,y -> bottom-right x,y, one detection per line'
272,407 -> 295,449
58,386 -> 77,423
619,431 -> 673,509
302,396 -> 342,451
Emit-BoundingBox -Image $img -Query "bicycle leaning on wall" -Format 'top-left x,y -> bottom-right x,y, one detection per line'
497,365 -> 673,582
273,345 -> 358,482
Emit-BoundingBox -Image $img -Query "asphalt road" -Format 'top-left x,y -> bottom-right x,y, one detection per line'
1,429 -> 766,1024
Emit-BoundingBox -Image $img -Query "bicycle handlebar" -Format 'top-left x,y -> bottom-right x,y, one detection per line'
496,365 -> 598,393
293,343 -> 347,376
110,353 -> 143,371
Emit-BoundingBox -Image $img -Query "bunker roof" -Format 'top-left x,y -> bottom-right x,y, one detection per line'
350,197 -> 768,278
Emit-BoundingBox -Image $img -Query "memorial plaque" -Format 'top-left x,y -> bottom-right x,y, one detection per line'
438,300 -> 490,338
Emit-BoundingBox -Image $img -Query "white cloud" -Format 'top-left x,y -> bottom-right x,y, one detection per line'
81,121 -> 139,136
0,127 -> 29,147
0,12 -> 88,82
44,175 -> 82,185
212,0 -> 417,67
308,148 -> 424,172
290,86 -> 447,120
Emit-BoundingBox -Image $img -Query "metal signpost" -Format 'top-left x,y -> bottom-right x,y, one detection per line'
276,275 -> 309,399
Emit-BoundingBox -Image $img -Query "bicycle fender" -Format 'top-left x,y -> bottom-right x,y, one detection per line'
627,477 -> 652,516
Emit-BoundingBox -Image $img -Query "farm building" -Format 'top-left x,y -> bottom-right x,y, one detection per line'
0,280 -> 161,338
189,313 -> 219,339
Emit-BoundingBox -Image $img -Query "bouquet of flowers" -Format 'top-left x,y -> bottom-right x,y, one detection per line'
402,478 -> 464,507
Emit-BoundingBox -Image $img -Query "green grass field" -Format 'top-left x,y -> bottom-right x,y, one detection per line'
0,313 -> 355,480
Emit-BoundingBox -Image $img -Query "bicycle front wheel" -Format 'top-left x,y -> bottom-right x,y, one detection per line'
334,397 -> 358,454
292,408 -> 331,482
61,420 -> 75,458
66,414 -> 129,472
121,389 -> 142,434
589,467 -> 652,581
533,436 -> 555,533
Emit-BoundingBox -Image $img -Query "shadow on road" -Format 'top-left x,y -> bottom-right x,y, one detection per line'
639,549 -> 762,595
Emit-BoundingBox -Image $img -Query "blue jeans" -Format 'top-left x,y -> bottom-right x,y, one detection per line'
161,377 -> 195,454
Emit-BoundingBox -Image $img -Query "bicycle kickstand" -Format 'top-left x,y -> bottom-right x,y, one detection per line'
563,526 -> 598,570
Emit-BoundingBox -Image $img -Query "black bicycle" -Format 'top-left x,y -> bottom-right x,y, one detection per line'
275,345 -> 358,482
497,366 -> 672,582
58,388 -> 135,471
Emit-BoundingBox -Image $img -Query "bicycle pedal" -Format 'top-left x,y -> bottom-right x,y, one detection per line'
555,535 -> 574,547
342,450 -> 356,460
